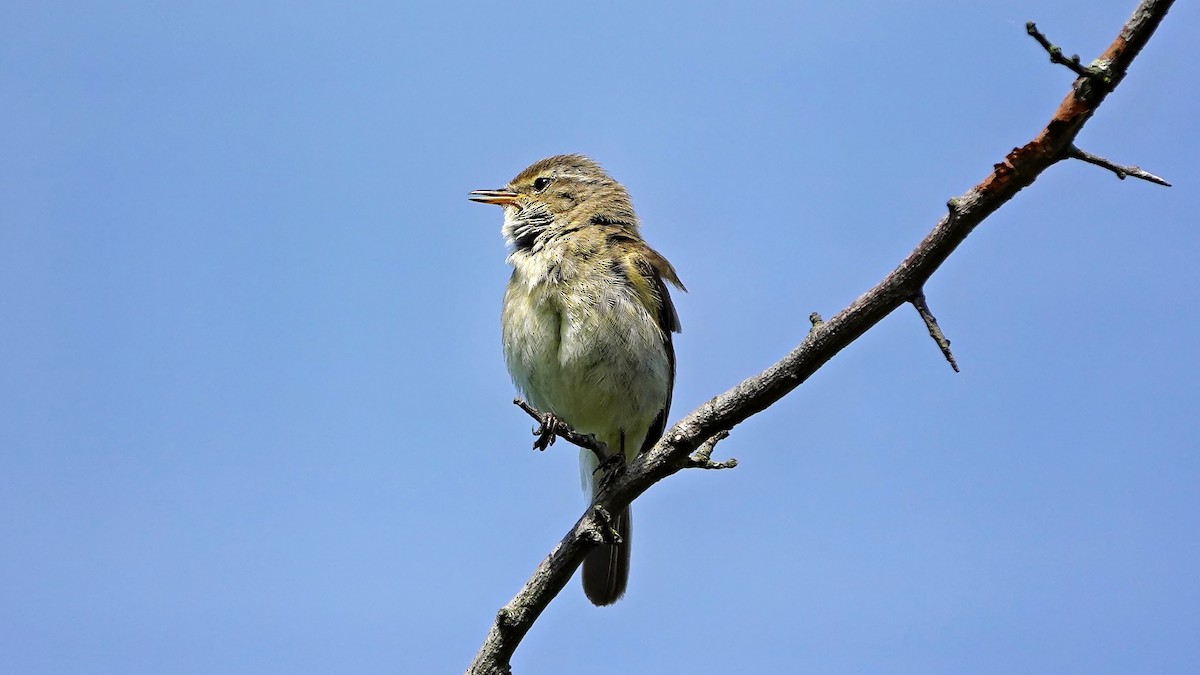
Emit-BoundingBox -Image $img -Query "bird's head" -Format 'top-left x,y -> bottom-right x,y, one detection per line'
470,154 -> 639,252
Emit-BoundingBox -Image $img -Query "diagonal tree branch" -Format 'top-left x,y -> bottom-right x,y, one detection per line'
468,1 -> 1174,672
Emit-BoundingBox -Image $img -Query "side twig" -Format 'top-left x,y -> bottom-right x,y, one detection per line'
1067,145 -> 1173,186
910,291 -> 959,372
1026,21 -> 1094,78
684,431 -> 737,470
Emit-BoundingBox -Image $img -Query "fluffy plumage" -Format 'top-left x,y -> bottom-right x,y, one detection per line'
471,155 -> 684,605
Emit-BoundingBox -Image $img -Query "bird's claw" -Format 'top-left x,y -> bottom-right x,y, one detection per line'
593,452 -> 626,493
532,413 -> 561,451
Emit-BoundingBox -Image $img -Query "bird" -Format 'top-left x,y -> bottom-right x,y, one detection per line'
469,154 -> 684,605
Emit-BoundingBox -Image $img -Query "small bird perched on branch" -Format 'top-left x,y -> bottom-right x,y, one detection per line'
470,155 -> 684,606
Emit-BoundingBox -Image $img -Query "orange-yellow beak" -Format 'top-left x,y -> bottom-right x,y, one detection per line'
468,189 -> 520,207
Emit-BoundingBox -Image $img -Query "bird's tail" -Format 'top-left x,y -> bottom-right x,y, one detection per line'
579,448 -> 630,606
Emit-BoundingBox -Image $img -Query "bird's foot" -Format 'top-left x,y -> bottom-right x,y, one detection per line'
593,452 -> 627,493
532,412 -> 561,451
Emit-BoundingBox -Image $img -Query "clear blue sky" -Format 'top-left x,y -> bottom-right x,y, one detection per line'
3,1 -> 1197,673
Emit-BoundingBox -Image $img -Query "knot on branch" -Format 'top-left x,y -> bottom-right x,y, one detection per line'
946,198 -> 960,226
582,506 -> 622,546
496,606 -> 526,630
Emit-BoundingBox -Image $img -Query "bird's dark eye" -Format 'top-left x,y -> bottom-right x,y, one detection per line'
532,176 -> 553,193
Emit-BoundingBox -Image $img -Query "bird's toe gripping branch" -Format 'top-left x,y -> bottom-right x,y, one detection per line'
532,412 -> 561,452
513,398 -> 611,461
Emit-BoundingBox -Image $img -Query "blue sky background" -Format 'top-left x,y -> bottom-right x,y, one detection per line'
2,1 -> 1197,673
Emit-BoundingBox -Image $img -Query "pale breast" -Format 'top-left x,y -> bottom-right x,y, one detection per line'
501,252 -> 670,458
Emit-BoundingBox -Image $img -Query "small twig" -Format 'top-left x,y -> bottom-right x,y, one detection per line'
513,398 -> 612,462
1067,145 -> 1172,186
910,291 -> 959,373
684,431 -> 737,470
1026,21 -> 1094,78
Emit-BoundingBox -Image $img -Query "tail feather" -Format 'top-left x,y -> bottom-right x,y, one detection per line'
581,506 -> 630,606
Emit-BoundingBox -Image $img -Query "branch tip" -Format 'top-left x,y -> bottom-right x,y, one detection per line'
684,431 -> 738,470
1026,21 -> 1095,78
910,292 -> 960,373
1067,145 -> 1172,186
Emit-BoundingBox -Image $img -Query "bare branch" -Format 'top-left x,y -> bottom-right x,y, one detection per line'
1067,145 -> 1172,186
469,1 -> 1175,672
910,291 -> 959,373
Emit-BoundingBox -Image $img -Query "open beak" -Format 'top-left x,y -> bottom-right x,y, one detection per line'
468,189 -> 520,207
